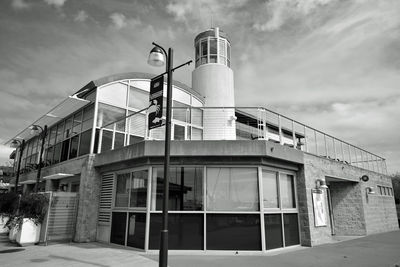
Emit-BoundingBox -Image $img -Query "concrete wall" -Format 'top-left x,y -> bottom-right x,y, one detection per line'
329,182 -> 365,236
74,154 -> 101,242
301,153 -> 398,246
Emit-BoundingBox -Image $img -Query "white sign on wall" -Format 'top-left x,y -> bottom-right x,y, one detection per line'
312,189 -> 327,227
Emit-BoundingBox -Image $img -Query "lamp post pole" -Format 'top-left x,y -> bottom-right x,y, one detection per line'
33,125 -> 48,193
148,42 -> 191,267
13,139 -> 25,193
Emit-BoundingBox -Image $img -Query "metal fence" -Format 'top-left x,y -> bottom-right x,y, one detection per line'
98,106 -> 387,174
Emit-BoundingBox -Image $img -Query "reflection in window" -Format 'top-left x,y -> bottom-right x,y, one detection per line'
78,130 -> 91,156
174,124 -> 185,141
69,135 -> 79,159
114,132 -> 125,149
101,130 -> 113,152
128,86 -> 149,110
281,174 -> 296,208
265,214 -> 283,250
263,170 -> 279,208
151,167 -> 203,211
284,214 -> 299,246
60,139 -> 70,162
130,170 -> 148,207
127,213 -> 146,249
206,167 -> 259,211
97,103 -> 126,131
172,101 -> 189,122
115,173 -> 130,207
127,112 -> 145,137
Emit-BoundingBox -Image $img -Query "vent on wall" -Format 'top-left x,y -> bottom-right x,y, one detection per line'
98,173 -> 114,224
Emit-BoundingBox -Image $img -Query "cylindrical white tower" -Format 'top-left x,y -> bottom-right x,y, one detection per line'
192,27 -> 236,140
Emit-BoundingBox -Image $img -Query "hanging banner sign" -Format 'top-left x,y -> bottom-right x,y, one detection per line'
148,75 -> 164,130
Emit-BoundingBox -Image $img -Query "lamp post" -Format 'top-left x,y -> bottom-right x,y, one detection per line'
10,139 -> 25,193
31,125 -> 48,193
147,42 -> 191,267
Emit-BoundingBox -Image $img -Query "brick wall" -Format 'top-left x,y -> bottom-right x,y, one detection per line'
300,153 -> 398,246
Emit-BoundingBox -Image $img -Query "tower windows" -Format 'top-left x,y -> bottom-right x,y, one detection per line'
195,35 -> 231,68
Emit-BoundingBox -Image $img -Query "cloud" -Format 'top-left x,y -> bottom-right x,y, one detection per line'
43,0 -> 67,8
165,0 -> 248,32
109,12 -> 127,29
74,10 -> 89,22
11,0 -> 30,9
109,12 -> 141,30
253,0 -> 335,32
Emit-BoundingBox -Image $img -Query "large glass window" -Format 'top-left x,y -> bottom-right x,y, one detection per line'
127,112 -> 145,137
78,130 -> 91,156
82,104 -> 94,132
127,213 -> 146,249
206,214 -> 261,250
98,82 -> 127,107
101,130 -> 113,152
72,111 -> 82,134
263,170 -> 279,208
151,167 -> 203,211
281,174 -> 296,209
265,214 -> 283,250
173,124 -> 185,141
206,167 -> 259,211
60,139 -> 70,162
69,135 -> 79,159
115,173 -> 130,207
128,86 -> 149,110
110,212 -> 127,245
284,214 -> 299,246
149,214 -> 203,250
209,38 -> 217,63
130,170 -> 148,208
97,103 -> 126,131
114,132 -> 125,149
173,101 -> 189,122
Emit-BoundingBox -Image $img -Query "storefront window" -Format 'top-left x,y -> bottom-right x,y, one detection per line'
263,170 -> 279,208
151,167 -> 203,211
281,174 -> 296,209
207,214 -> 261,250
115,173 -> 130,207
130,170 -> 148,207
110,212 -> 127,245
127,213 -> 146,249
206,167 -> 259,211
265,214 -> 283,250
284,214 -> 299,246
149,213 -> 203,250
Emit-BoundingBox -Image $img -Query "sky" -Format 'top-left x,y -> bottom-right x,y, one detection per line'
0,0 -> 399,174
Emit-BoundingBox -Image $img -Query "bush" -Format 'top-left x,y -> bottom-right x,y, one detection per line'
5,193 -> 49,230
0,192 -> 19,216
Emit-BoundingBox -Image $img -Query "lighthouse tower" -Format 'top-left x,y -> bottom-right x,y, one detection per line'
192,27 -> 236,140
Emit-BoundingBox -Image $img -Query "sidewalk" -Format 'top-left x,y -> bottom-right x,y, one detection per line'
1,230 -> 400,267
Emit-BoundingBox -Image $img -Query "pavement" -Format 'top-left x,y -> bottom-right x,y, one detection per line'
1,230 -> 400,267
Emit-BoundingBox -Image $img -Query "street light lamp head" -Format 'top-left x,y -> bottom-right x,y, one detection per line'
148,46 -> 165,67
30,125 -> 41,136
10,139 -> 20,148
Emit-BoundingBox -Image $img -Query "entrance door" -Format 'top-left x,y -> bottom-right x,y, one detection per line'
326,186 -> 335,235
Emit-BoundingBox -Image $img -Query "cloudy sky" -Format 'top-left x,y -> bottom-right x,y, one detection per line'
0,0 -> 399,173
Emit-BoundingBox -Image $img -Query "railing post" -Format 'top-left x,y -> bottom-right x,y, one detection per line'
304,125 -> 308,153
278,115 -> 283,145
341,142 -> 344,162
333,138 -> 337,160
314,130 -> 318,155
324,134 -> 328,157
348,144 -> 352,164
292,120 -> 296,149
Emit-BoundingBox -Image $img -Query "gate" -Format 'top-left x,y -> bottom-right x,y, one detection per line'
41,192 -> 79,243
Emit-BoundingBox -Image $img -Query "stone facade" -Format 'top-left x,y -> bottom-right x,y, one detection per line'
299,153 -> 398,246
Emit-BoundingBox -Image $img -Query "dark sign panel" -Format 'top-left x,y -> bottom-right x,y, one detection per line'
148,75 -> 164,130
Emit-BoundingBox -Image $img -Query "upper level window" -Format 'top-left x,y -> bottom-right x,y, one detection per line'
195,37 -> 231,68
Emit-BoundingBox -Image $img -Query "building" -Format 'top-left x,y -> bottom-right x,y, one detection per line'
6,28 -> 398,251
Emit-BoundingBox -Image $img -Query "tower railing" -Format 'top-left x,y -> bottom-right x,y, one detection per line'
97,106 -> 387,174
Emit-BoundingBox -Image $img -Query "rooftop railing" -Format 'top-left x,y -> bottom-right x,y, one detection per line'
98,106 -> 387,174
